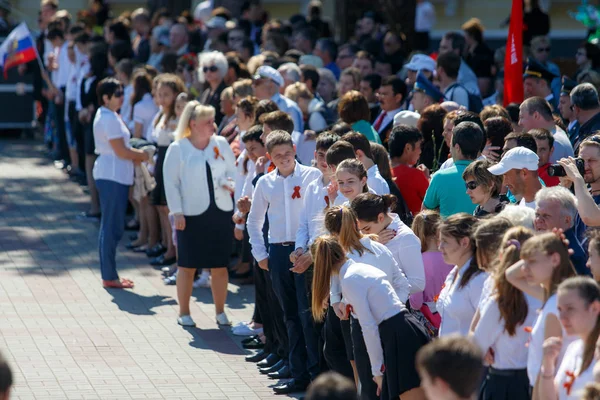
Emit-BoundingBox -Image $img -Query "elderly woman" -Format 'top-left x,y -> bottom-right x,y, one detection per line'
163,102 -> 236,327
198,51 -> 228,126
462,158 -> 507,217
93,77 -> 149,289
337,90 -> 381,144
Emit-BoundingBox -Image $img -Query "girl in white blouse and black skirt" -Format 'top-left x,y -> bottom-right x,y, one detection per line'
163,102 -> 236,328
311,236 -> 429,400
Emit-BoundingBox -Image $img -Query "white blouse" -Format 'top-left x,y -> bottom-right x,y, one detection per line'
330,236 -> 411,305
385,214 -> 426,294
474,294 -> 541,369
340,259 -> 405,377
555,339 -> 597,400
162,135 -> 237,216
152,114 -> 178,146
131,93 -> 159,138
92,106 -> 134,186
437,259 -> 488,337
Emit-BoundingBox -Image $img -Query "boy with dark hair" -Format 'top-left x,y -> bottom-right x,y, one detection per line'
341,131 -> 389,194
115,58 -> 135,128
247,130 -> 322,395
389,125 -> 429,215
325,140 -> 356,168
0,351 -> 12,400
416,335 -> 484,400
530,128 -> 559,187
305,372 -> 357,400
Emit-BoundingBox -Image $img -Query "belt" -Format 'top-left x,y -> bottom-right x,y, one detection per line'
488,367 -> 527,377
272,242 -> 295,246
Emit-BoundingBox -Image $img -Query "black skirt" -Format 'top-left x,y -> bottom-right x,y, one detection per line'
379,310 -> 430,400
151,145 -> 168,206
479,368 -> 530,400
176,162 -> 233,268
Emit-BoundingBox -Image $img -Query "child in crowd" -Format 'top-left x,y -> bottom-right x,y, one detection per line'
330,159 -> 369,206
341,132 -> 390,195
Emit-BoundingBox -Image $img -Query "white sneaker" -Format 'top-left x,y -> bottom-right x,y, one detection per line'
177,315 -> 196,327
216,312 -> 232,326
193,275 -> 211,288
163,274 -> 177,285
232,324 -> 263,336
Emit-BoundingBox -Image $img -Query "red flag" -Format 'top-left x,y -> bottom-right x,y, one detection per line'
503,0 -> 524,106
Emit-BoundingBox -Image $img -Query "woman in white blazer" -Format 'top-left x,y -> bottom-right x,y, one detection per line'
163,102 -> 237,328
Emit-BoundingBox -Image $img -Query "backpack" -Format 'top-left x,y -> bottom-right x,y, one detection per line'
446,83 -> 484,114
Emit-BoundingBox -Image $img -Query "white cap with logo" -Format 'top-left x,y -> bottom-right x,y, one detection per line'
487,146 -> 540,175
253,66 -> 284,87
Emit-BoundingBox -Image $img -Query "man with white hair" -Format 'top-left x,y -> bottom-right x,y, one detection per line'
278,63 -> 302,95
253,65 -> 304,132
534,186 -> 588,275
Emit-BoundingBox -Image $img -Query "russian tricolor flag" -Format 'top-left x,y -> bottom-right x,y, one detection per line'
0,23 -> 37,78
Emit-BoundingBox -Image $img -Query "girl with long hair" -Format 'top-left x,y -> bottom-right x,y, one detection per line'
539,277 -> 600,400
323,206 -> 410,400
506,232 -> 577,399
329,159 -> 369,206
129,70 -> 158,139
473,226 -> 542,400
148,74 -> 186,267
311,236 -> 429,400
436,213 -> 488,337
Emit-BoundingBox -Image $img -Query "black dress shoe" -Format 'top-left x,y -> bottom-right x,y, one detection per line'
256,353 -> 280,369
245,350 -> 267,363
241,335 -> 258,345
273,379 -> 309,395
146,244 -> 166,258
268,364 -> 291,380
242,337 -> 264,350
150,255 -> 176,266
259,358 -> 285,374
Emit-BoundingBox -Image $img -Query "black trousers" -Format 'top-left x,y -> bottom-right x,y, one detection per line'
323,305 -> 354,380
54,88 -> 70,163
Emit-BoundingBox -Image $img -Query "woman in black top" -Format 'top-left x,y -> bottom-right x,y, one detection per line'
462,18 -> 494,98
198,51 -> 228,126
462,159 -> 508,217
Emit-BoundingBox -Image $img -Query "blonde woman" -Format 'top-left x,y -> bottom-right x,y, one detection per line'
163,102 -> 237,327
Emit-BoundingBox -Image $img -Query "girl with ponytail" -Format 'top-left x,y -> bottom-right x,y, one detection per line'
329,159 -> 370,206
506,232 -> 577,398
473,226 -> 542,400
538,277 -> 600,400
311,236 -> 429,400
323,206 -> 411,400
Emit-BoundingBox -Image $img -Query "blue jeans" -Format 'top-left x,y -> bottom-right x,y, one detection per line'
96,179 -> 129,281
269,243 -> 320,382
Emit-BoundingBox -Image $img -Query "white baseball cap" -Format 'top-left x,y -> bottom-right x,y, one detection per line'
253,65 -> 284,87
393,110 -> 421,128
405,54 -> 436,72
487,147 -> 540,175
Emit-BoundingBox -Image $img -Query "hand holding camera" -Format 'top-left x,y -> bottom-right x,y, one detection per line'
555,158 -> 587,186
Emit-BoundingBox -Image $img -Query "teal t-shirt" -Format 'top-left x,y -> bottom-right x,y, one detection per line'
351,120 -> 382,144
423,159 -> 477,218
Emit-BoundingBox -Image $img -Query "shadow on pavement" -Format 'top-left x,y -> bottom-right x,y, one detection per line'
106,288 -> 177,315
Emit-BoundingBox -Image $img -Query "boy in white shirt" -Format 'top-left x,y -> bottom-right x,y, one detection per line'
115,59 -> 135,128
247,130 -> 322,394
341,131 -> 390,195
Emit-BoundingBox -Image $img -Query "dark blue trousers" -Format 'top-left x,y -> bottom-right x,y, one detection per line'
97,179 -> 129,281
269,243 -> 319,381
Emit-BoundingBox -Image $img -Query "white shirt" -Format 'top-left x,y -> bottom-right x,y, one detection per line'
271,92 -> 304,133
550,125 -> 575,163
474,294 -> 541,369
340,259 -> 405,377
458,61 -> 481,96
374,107 -> 403,134
295,174 -> 329,250
152,114 -> 178,146
56,41 -> 70,89
385,214 -> 425,293
120,84 -> 134,129
415,1 -> 435,32
132,93 -> 159,138
437,258 -> 488,337
162,135 -> 237,216
247,162 -> 322,261
520,198 -> 536,210
555,339 -> 597,400
367,165 -> 390,194
74,55 -> 90,112
444,83 -> 470,110
65,48 -> 79,103
234,150 -> 248,204
527,294 -> 575,384
331,236 -> 411,304
92,107 -> 134,186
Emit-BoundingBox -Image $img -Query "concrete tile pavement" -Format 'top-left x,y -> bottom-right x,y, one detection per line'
0,139 -> 299,400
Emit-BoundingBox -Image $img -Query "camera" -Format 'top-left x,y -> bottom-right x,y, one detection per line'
547,158 -> 585,177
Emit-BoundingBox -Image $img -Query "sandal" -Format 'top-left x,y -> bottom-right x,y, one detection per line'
103,279 -> 134,289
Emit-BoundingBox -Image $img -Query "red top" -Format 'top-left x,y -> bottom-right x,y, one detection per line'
538,163 -> 560,187
392,164 -> 430,215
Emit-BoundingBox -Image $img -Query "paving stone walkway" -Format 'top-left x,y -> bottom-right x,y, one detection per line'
0,138 -> 296,400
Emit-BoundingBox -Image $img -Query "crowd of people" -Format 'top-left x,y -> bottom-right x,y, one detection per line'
16,0 -> 600,398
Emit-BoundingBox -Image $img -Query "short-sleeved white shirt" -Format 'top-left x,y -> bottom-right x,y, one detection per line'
92,106 -> 134,186
132,93 -> 159,138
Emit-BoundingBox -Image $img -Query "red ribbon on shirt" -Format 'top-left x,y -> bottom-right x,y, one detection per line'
292,186 -> 301,199
214,146 -> 224,160
433,283 -> 446,303
268,163 -> 276,173
564,371 -> 576,395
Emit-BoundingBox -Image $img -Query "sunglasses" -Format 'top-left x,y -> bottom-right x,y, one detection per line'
113,90 -> 124,98
465,181 -> 479,190
536,47 -> 551,53
203,65 -> 219,73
